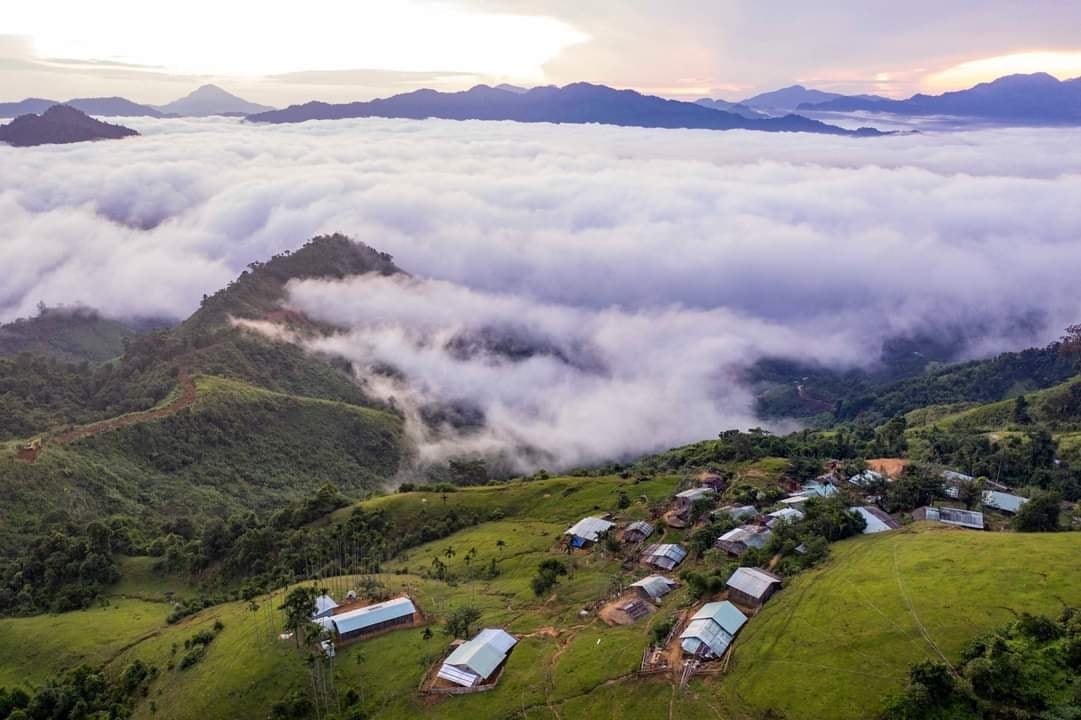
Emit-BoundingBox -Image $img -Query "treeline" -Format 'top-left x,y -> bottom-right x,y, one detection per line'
884,608 -> 1081,719
0,660 -> 156,720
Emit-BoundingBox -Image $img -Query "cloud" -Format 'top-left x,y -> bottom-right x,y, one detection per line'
4,116 -> 1081,467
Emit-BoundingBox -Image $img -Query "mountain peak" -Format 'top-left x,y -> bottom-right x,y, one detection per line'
0,104 -> 139,147
157,85 -> 275,117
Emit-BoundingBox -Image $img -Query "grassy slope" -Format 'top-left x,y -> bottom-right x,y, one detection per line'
0,375 -> 403,550
720,523 -> 1081,720
3,476 -> 1079,720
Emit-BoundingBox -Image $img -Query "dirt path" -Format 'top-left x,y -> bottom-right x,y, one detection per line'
52,367 -> 197,446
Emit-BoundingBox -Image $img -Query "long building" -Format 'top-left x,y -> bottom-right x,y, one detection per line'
325,596 -> 417,642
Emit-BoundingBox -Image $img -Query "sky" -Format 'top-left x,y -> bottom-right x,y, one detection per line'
4,1 -> 1081,106
4,117 -> 1081,469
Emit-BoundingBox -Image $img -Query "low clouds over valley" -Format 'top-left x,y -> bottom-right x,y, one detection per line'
4,117 -> 1081,466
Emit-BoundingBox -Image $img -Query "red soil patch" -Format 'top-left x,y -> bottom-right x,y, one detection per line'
53,367 -> 197,446
866,458 -> 908,478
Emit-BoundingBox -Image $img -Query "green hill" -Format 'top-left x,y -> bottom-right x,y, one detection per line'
0,480 -> 1077,720
721,523 -> 1081,719
0,375 -> 403,552
0,306 -> 136,363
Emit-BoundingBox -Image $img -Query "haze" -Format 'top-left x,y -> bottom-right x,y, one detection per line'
4,1 -> 1081,105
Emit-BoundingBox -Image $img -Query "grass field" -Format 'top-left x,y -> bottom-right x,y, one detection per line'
3,476 -> 1080,720
719,522 -> 1081,720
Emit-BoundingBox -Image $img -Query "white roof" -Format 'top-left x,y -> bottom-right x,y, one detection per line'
675,487 -> 715,500
441,628 -> 517,683
726,567 -> 781,600
565,516 -> 615,542
767,507 -> 805,524
853,506 -> 893,534
642,544 -> 687,570
718,525 -> 772,550
313,594 -> 339,617
849,470 -> 884,486
983,491 -> 1028,514
780,495 -> 810,506
330,597 -> 415,636
630,575 -> 678,600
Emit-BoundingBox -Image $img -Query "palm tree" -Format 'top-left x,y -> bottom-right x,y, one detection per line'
443,546 -> 456,560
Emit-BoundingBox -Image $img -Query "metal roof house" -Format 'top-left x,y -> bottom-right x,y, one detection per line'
564,516 -> 615,548
641,543 -> 688,571
848,470 -> 885,487
914,506 -> 985,530
726,567 -> 782,607
982,491 -> 1029,515
713,505 -> 758,522
630,575 -> 678,603
715,525 -> 772,556
854,506 -> 900,534
437,628 -> 517,688
327,596 -> 417,642
312,593 -> 339,619
700,474 -> 728,492
766,507 -> 805,527
622,520 -> 654,544
679,601 -> 747,659
675,487 -> 715,510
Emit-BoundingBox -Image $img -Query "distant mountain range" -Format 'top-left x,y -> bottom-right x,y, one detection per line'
693,98 -> 768,119
248,83 -> 885,136
801,73 -> 1081,123
0,85 -> 274,118
0,105 -> 139,147
155,84 -> 275,117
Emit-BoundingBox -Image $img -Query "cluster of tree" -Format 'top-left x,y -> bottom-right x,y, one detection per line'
531,558 -> 568,597
0,521 -> 121,615
883,608 -> 1081,719
0,659 -> 155,720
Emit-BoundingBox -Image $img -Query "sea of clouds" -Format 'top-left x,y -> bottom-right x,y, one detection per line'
4,116 -> 1081,468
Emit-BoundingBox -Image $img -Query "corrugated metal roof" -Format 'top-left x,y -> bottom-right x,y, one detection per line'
630,575 -> 677,600
675,487 -> 715,500
848,470 -> 884,487
313,594 -> 339,617
726,567 -> 781,600
437,664 -> 481,687
943,470 -> 975,483
643,544 -> 687,569
854,507 -> 893,534
442,628 -> 516,681
624,520 -> 654,538
680,601 -> 746,657
925,506 -> 985,529
715,505 -> 758,521
331,597 -> 415,636
983,491 -> 1028,514
694,601 -> 747,634
767,508 -> 804,525
565,516 -> 615,542
718,525 -> 772,549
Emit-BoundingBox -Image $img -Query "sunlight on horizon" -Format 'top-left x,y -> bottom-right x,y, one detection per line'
926,50 -> 1081,90
6,0 -> 589,81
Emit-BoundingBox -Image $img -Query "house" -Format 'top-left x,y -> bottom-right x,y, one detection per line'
713,505 -> 758,522
766,507 -> 805,527
700,474 -> 729,492
849,470 -> 885,487
641,543 -> 688,571
715,525 -> 772,556
437,628 -> 517,688
324,596 -> 417,642
800,480 -> 839,498
982,490 -> 1029,515
726,567 -> 782,607
630,575 -> 678,603
622,520 -> 654,544
674,487 -> 715,512
914,506 -> 985,530
564,516 -> 615,548
853,506 -> 900,534
679,601 -> 747,659
312,593 -> 339,619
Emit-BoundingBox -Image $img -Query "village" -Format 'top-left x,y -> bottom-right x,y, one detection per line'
292,457 -> 1037,699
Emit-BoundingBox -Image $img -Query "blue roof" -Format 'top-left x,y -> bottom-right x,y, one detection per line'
983,491 -> 1028,514
331,597 -> 415,636
693,601 -> 747,635
680,601 -> 746,657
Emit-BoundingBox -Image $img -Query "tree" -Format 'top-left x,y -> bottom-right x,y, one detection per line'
531,558 -> 568,597
443,606 -> 481,639
1013,491 -> 1062,532
1012,395 -> 1032,425
957,478 -> 984,510
280,587 -> 319,647
617,491 -> 631,510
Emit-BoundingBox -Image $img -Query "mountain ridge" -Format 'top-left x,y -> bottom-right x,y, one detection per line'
0,105 -> 139,146
248,82 -> 887,136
